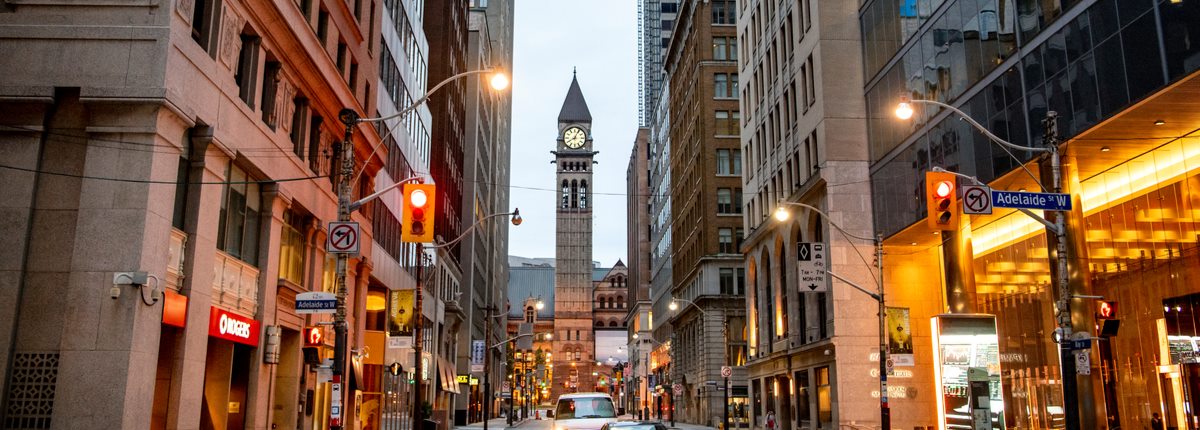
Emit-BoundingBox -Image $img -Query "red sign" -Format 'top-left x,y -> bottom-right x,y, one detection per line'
162,290 -> 188,328
304,326 -> 324,347
1097,301 -> 1118,319
208,307 -> 260,346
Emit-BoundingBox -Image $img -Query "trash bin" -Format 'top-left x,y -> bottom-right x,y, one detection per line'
421,418 -> 438,430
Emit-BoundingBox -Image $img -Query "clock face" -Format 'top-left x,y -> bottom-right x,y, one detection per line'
563,127 -> 586,149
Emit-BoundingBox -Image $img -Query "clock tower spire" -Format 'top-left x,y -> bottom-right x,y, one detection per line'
551,73 -> 596,397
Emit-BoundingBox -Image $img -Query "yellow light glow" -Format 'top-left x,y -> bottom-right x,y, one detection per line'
773,207 -> 790,221
366,293 -> 387,311
490,72 -> 510,91
895,102 -> 914,120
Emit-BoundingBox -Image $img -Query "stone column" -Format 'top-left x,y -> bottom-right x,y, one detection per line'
246,183 -> 288,430
166,126 -> 228,430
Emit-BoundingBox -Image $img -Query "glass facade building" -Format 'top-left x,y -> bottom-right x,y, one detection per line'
862,0 -> 1200,428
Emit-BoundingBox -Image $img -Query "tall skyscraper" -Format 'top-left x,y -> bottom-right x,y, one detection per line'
551,74 -> 598,398
638,0 -> 680,126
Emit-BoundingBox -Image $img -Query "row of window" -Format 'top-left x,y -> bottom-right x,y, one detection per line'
743,53 -> 815,184
717,227 -> 745,254
560,179 -> 590,210
595,296 -> 627,309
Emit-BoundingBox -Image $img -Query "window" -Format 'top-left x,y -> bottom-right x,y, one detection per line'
317,9 -> 329,44
715,110 -> 739,135
717,188 -> 734,214
525,307 -> 535,323
172,131 -> 193,230
727,316 -> 746,366
718,228 -> 734,253
805,54 -> 816,107
290,97 -> 310,157
817,366 -> 832,426
720,268 -> 736,294
336,42 -> 348,76
234,33 -> 261,108
712,0 -> 735,24
661,2 -> 676,13
307,115 -> 325,173
279,209 -> 305,284
796,370 -> 811,426
735,227 -> 745,250
733,148 -> 742,175
321,252 -> 336,293
217,164 -> 262,265
191,0 -> 223,57
717,149 -> 731,175
736,267 -> 746,295
580,180 -> 588,209
713,37 -> 734,60
714,73 -> 737,98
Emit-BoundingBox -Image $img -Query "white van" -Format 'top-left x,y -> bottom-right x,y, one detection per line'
553,392 -> 619,430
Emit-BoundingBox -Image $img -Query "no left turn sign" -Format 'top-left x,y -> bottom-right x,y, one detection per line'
327,222 -> 361,254
962,185 -> 993,215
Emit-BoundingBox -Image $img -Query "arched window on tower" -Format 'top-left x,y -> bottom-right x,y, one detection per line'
571,180 -> 579,208
580,180 -> 588,209
525,306 -> 535,323
561,180 -> 569,208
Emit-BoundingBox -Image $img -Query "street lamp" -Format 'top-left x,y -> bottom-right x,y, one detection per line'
895,97 -> 1077,429
329,67 -> 509,430
772,201 -> 886,429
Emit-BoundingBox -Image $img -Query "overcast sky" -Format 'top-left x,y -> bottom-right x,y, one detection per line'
507,0 -> 638,266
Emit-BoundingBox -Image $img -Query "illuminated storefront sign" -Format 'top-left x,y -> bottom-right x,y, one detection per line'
931,314 -> 1005,430
208,307 -> 260,346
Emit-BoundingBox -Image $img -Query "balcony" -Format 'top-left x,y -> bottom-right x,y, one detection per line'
166,228 -> 187,292
212,250 -> 259,314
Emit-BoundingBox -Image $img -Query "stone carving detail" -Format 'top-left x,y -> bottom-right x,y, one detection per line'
276,73 -> 295,133
177,0 -> 195,26
219,8 -> 244,70
3,352 -> 59,429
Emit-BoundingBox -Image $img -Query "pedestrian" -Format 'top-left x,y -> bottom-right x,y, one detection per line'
1151,412 -> 1165,430
765,411 -> 776,430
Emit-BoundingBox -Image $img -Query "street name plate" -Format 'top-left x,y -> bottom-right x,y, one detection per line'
295,291 -> 337,314
991,190 -> 1072,211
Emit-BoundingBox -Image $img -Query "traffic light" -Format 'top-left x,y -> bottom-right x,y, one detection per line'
402,183 -> 436,243
1097,300 -> 1121,337
303,326 -> 323,347
926,171 -> 958,230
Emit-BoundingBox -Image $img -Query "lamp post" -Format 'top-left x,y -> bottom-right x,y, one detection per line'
896,97 -> 1076,430
771,202 -> 884,429
330,68 -> 507,430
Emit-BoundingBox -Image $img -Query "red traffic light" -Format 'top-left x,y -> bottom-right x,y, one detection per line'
935,181 -> 954,198
926,172 -> 958,230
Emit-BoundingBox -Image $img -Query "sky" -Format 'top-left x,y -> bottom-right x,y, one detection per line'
507,0 -> 639,266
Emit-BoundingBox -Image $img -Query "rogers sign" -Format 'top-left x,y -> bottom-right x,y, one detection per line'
208,307 -> 260,346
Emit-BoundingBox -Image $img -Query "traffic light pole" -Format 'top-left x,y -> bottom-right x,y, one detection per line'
907,100 -> 1079,430
329,109 -> 359,430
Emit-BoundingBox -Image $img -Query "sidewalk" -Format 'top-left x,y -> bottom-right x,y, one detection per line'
454,416 -> 530,430
640,419 -> 717,430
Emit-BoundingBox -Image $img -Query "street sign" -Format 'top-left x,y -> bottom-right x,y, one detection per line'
330,378 -> 343,426
721,366 -> 732,378
991,190 -> 1072,211
962,186 -> 993,215
327,222 -> 361,254
797,242 -> 828,293
1071,339 -> 1092,350
672,383 -> 683,396
296,292 -> 337,314
1075,351 -> 1091,375
470,340 -> 485,372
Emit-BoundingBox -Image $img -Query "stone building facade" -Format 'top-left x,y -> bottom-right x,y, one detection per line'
0,1 -> 385,429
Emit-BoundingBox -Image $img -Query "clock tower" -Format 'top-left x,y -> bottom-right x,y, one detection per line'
551,73 -> 597,397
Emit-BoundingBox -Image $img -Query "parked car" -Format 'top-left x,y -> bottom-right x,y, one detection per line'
553,393 -> 619,430
601,421 -> 669,430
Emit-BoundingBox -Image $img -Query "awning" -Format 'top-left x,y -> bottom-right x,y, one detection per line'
438,357 -> 460,394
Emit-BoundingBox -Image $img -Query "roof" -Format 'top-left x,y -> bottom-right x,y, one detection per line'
508,265 -> 556,318
593,267 -> 611,282
558,74 -> 592,123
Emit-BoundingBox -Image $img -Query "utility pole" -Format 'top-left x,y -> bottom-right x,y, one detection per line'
1045,112 -> 1080,430
331,109 -> 358,430
876,234 -> 890,430
413,244 -> 426,430
482,305 -> 498,430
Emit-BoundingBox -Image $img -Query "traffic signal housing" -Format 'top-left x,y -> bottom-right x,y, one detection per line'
1097,300 -> 1120,337
926,171 -> 959,230
402,183 -> 436,243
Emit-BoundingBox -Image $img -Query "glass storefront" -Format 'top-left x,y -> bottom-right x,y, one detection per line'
877,132 -> 1199,428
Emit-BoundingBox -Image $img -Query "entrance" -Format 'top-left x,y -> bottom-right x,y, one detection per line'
201,338 -> 253,430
